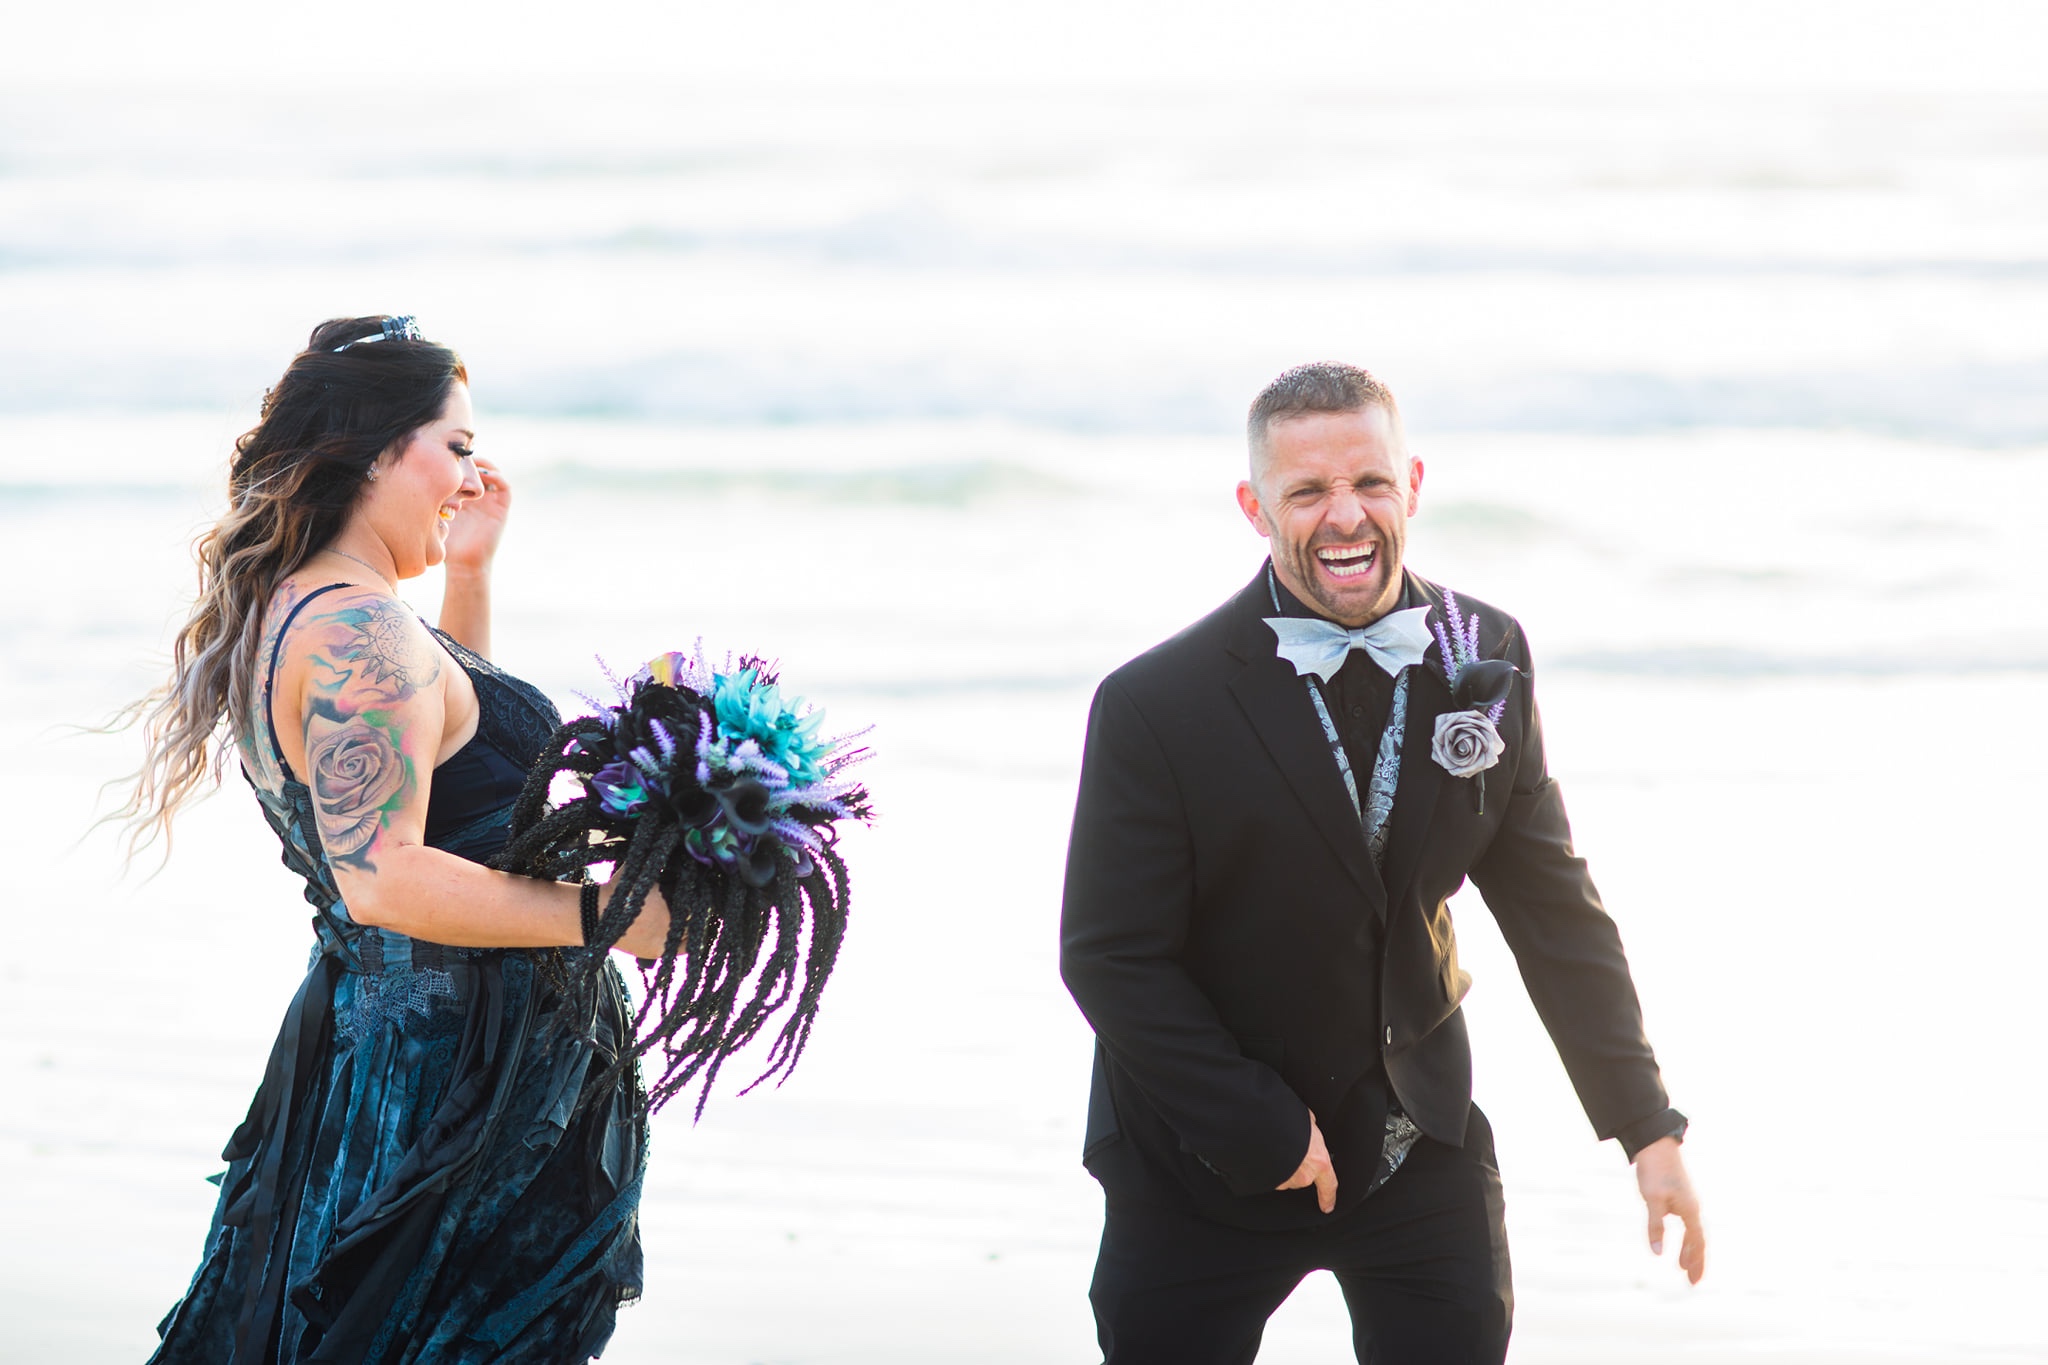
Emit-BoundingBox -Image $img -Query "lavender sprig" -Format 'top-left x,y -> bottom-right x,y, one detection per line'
1438,589 -> 1477,684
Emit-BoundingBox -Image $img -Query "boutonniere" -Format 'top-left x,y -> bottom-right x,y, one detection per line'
1430,592 -> 1523,811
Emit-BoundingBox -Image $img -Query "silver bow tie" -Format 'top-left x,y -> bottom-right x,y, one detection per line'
1264,606 -> 1435,682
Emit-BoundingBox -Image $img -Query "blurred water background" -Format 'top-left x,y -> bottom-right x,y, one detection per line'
2,3 -> 2045,1361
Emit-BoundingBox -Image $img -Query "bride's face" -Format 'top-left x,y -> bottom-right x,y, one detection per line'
359,382 -> 482,579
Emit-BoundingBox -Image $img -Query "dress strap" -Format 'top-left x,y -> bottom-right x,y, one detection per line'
263,581 -> 358,784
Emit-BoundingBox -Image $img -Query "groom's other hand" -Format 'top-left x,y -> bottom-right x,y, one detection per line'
1275,1110 -> 1338,1213
1635,1137 -> 1706,1284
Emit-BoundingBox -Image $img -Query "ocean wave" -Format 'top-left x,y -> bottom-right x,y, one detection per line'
502,357 -> 2048,445
6,353 -> 2040,446
0,459 -> 1082,509
0,480 -> 203,506
1400,366 -> 2048,447
528,459 -> 1080,505
1416,501 -> 1568,545
630,648 -> 2048,699
1551,647 -> 2048,678
4,207 -> 2044,281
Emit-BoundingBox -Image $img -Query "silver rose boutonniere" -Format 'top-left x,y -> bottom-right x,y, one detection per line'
1431,710 -> 1505,778
1431,591 -> 1524,812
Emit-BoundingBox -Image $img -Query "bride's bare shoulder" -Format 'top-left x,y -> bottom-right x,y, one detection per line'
242,579 -> 445,783
272,580 -> 443,707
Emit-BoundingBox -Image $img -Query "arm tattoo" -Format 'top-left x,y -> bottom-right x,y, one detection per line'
290,592 -> 440,871
321,597 -> 442,699
305,706 -> 415,867
238,579 -> 307,790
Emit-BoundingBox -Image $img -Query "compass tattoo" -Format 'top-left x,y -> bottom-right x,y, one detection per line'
300,594 -> 443,703
337,598 -> 440,695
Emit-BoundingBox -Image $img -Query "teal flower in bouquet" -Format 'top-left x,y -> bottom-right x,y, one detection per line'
711,668 -> 832,786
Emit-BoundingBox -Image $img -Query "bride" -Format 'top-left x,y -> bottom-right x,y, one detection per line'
121,315 -> 668,1363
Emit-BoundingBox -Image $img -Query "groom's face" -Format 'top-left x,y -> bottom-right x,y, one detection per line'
1236,404 -> 1423,627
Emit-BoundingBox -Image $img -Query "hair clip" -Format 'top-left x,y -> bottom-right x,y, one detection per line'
333,316 -> 423,352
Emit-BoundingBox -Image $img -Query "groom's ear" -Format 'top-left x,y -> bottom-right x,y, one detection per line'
1235,479 -> 1271,536
1405,454 -> 1425,517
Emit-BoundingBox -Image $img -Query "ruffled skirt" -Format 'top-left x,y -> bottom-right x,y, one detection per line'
149,942 -> 646,1364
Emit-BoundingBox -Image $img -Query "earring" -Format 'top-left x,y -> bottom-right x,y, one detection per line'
366,468 -> 379,482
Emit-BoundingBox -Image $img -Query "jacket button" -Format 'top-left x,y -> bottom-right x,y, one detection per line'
1383,1025 -> 1393,1046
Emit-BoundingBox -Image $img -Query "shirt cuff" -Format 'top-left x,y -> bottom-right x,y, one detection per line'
1615,1108 -> 1689,1161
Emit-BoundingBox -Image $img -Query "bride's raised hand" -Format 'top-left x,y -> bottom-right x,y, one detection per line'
444,456 -> 512,573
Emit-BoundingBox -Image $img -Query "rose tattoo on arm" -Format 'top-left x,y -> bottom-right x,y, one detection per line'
293,592 -> 444,872
306,710 -> 412,861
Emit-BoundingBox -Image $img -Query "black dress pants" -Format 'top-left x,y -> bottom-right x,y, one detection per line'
1088,1107 -> 1512,1365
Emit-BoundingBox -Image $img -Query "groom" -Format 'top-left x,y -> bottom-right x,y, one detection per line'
1059,363 -> 1704,1364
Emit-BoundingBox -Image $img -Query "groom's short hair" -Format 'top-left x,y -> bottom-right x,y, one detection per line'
1246,362 -> 1405,482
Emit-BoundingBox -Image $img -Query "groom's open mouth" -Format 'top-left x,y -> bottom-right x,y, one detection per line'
1314,543 -> 1377,580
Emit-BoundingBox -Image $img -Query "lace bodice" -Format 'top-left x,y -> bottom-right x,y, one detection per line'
429,628 -> 564,791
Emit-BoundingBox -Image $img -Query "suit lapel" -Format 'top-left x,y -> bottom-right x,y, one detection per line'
1224,573 -> 1386,912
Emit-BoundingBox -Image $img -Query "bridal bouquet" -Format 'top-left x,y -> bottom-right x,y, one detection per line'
495,645 -> 872,1116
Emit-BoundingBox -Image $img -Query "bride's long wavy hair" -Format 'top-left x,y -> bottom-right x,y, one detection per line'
111,316 -> 466,855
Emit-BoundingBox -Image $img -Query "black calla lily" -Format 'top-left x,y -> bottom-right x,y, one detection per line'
670,786 -> 721,829
1451,657 -> 1520,711
717,777 -> 774,836
738,831 -> 783,888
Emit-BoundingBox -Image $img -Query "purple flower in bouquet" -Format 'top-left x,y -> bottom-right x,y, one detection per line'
591,758 -> 651,816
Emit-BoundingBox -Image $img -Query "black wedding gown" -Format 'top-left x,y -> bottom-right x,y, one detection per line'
150,587 -> 647,1363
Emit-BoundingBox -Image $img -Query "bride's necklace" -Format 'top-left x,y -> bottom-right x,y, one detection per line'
329,547 -> 394,591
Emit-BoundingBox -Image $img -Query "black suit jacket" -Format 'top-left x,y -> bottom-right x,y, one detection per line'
1059,565 -> 1675,1229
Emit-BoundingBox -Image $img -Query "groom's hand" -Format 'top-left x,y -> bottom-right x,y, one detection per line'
1276,1110 -> 1337,1213
1635,1136 -> 1706,1284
